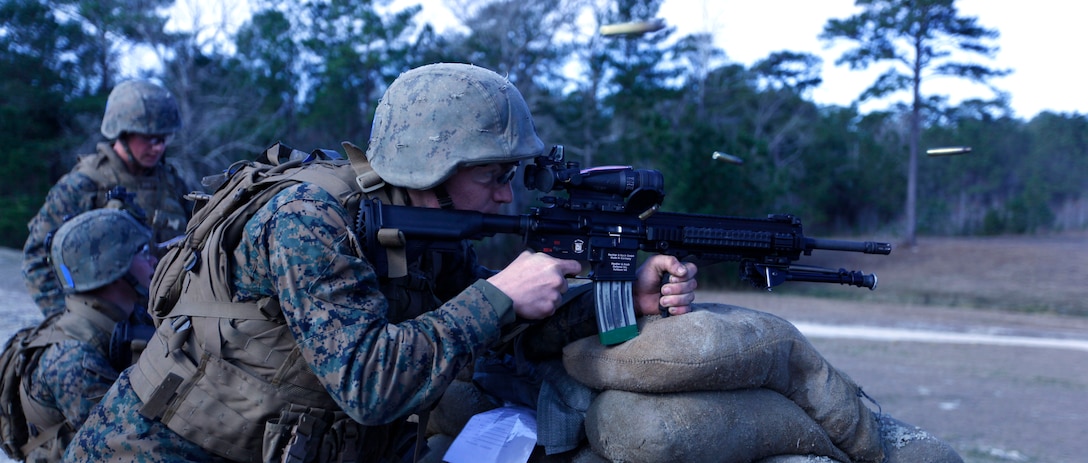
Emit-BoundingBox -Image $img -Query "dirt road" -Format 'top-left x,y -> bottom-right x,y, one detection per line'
702,291 -> 1088,463
1,247 -> 1085,462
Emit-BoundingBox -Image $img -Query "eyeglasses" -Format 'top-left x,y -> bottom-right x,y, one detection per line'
132,133 -> 172,147
469,163 -> 519,186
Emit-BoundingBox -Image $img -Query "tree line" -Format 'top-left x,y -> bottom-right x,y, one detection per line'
2,0 -> 1085,252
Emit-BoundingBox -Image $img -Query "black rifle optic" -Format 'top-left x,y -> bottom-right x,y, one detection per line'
361,146 -> 892,345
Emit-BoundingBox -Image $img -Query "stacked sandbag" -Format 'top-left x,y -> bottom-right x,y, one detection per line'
564,303 -> 962,463
584,389 -> 964,463
585,388 -> 850,462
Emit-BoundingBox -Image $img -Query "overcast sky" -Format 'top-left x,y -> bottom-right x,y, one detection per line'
385,0 -> 1083,120
657,0 -> 1084,119
168,0 -> 1084,120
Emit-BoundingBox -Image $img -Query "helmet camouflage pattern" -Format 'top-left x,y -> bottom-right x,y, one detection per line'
100,80 -> 182,139
366,62 -> 545,190
50,209 -> 152,293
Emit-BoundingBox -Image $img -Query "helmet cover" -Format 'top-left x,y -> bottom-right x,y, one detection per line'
50,209 -> 152,293
366,63 -> 545,189
101,80 -> 182,139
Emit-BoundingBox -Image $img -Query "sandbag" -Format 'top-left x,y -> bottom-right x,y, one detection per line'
876,414 -> 964,463
755,415 -> 965,463
563,304 -> 814,392
585,388 -> 851,463
562,303 -> 887,463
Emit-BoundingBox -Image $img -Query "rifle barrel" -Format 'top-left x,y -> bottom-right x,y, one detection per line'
807,238 -> 892,255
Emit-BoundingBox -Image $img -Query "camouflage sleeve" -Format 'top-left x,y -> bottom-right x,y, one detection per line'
233,183 -> 510,426
27,341 -> 119,428
22,173 -> 99,317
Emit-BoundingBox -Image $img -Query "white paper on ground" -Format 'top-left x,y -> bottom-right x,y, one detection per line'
442,405 -> 537,463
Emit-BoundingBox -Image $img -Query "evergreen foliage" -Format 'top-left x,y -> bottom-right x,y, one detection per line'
1,0 -> 1084,251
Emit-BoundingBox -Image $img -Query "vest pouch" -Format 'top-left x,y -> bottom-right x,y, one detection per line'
263,404 -> 420,463
261,410 -> 296,463
263,405 -> 335,463
134,350 -> 339,463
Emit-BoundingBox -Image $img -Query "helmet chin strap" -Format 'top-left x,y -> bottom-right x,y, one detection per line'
117,137 -> 139,173
117,136 -> 152,175
121,272 -> 149,299
432,183 -> 456,210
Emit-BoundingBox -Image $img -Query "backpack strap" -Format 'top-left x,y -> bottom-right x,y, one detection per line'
342,141 -> 386,197
17,420 -> 71,458
17,379 -> 73,456
342,141 -> 409,278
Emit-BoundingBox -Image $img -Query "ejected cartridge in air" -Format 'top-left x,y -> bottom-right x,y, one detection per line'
926,147 -> 972,156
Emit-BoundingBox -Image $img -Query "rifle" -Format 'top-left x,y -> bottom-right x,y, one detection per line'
360,146 -> 892,345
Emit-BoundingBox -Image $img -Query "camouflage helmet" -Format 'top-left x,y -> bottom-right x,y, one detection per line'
50,209 -> 152,293
366,63 -> 545,190
100,80 -> 182,139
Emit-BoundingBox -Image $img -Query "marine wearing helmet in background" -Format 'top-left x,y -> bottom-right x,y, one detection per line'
22,79 -> 194,317
99,80 -> 183,141
6,208 -> 157,462
50,208 -> 154,296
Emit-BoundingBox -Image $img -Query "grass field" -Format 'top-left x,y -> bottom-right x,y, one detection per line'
726,231 -> 1088,318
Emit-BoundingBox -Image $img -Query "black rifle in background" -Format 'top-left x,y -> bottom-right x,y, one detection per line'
360,146 -> 892,345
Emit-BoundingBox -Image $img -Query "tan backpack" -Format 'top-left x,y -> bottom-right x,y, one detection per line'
0,313 -> 67,460
148,141 -> 397,320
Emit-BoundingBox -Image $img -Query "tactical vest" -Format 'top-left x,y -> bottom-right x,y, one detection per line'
6,296 -> 129,461
129,142 -> 473,462
73,143 -> 190,244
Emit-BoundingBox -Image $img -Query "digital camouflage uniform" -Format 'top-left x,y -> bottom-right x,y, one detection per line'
14,208 -> 154,462
22,80 -> 191,317
21,295 -> 132,462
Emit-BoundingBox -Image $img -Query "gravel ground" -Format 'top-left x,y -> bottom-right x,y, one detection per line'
0,248 -> 44,338
702,291 -> 1088,463
1,247 -> 1085,463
